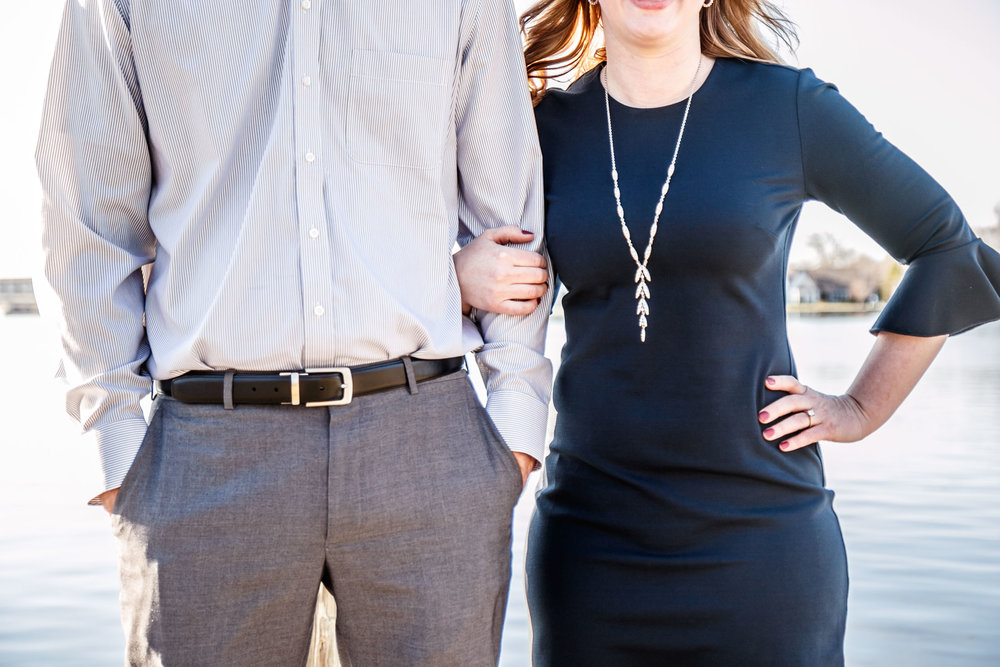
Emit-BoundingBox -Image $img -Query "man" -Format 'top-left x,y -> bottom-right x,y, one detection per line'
37,1 -> 552,664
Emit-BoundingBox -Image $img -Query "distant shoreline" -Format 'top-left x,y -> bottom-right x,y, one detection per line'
786,301 -> 883,316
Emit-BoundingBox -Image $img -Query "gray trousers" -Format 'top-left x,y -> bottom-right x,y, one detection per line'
112,369 -> 523,666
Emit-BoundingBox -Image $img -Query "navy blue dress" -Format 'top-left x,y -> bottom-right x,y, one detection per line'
526,59 -> 1000,666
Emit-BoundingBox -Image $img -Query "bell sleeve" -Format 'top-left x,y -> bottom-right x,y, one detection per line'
796,68 -> 1000,336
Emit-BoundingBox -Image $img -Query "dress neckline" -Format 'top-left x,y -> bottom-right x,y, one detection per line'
594,58 -> 723,114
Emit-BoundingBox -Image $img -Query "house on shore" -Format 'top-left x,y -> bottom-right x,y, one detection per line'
786,268 -> 881,305
0,278 -> 38,315
787,271 -> 820,304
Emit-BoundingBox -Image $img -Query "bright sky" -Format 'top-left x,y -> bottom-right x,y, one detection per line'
2,0 -> 997,277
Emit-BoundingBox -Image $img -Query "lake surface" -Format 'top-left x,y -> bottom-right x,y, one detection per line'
1,313 -> 998,665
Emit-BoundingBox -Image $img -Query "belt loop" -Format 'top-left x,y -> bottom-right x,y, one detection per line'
223,370 -> 235,410
401,356 -> 419,395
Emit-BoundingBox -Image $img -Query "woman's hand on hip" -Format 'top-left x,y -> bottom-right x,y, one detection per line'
758,375 -> 872,452
453,226 -> 548,316
759,333 -> 947,452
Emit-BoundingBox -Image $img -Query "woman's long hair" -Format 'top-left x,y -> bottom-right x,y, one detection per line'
521,0 -> 798,105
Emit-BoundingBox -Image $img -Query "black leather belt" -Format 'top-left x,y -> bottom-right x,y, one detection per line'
155,356 -> 465,407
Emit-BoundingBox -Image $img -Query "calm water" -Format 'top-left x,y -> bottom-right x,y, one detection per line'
1,314 -> 998,665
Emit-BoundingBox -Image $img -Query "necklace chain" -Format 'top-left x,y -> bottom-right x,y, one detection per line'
603,59 -> 702,342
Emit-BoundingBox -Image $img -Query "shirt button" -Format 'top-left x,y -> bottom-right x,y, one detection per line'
305,151 -> 316,163
313,304 -> 325,317
301,0 -> 312,9
308,227 -> 320,239
301,74 -> 312,87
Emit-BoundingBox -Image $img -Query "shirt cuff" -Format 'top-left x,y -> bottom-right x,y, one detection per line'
485,389 -> 549,467
86,418 -> 149,505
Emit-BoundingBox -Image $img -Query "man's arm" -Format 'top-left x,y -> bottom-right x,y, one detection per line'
454,0 -> 553,471
36,0 -> 155,505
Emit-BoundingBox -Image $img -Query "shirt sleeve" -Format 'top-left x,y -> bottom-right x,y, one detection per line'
453,0 -> 553,465
797,68 -> 1000,336
36,0 -> 155,501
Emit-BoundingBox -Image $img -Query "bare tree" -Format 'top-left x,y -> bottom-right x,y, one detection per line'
807,232 -> 858,270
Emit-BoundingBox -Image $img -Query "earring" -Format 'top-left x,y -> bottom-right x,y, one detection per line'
703,0 -> 715,7
588,0 -> 598,5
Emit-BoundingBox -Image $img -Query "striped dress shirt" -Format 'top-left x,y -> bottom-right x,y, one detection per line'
36,0 -> 553,499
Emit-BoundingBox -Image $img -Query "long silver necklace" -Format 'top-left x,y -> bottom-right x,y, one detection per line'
603,58 -> 702,342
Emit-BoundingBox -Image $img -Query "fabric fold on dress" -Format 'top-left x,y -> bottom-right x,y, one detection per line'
872,238 -> 1000,337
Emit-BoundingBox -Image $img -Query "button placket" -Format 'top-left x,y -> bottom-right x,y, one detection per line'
290,0 -> 333,366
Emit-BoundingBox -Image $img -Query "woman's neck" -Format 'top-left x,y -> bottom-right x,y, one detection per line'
603,41 -> 712,109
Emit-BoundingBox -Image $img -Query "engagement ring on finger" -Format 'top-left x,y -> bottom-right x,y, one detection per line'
806,408 -> 816,427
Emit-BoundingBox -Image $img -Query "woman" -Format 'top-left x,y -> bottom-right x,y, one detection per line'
456,0 -> 1000,664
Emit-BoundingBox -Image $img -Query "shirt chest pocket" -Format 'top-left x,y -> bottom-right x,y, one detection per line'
347,50 -> 450,170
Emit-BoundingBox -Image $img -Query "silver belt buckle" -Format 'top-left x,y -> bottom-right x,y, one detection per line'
303,367 -> 354,407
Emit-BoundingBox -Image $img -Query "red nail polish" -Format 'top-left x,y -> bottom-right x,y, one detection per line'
766,377 -> 776,386
763,428 -> 775,438
758,411 -> 769,421
779,441 -> 790,451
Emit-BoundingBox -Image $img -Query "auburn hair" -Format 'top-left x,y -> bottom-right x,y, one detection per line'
521,0 -> 798,105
